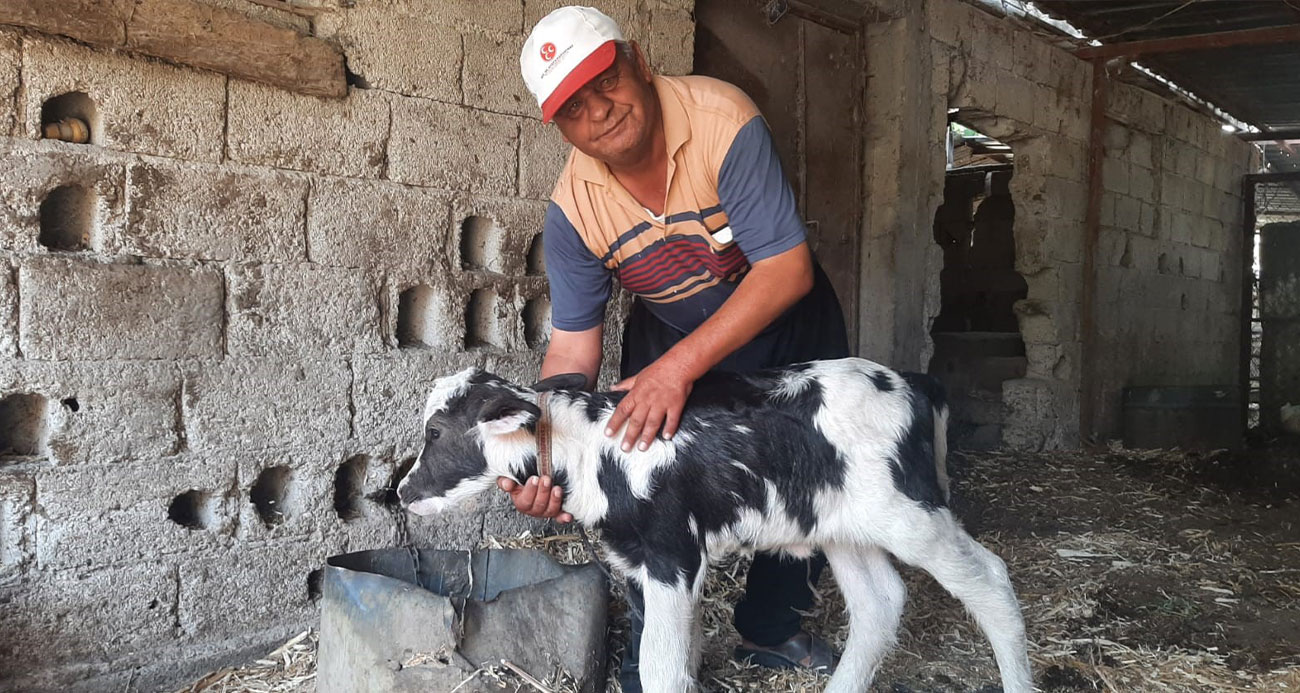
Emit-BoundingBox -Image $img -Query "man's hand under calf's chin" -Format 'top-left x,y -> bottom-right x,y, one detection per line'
498,475 -> 573,523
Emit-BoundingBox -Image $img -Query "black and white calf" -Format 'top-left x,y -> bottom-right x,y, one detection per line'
396,357 -> 1032,693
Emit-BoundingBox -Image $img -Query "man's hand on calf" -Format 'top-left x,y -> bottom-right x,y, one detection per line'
607,355 -> 695,453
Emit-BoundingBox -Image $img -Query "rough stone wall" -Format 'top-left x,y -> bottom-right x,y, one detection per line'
1093,82 -> 1253,435
919,0 -> 1092,449
0,2 -> 693,690
860,0 -> 1250,449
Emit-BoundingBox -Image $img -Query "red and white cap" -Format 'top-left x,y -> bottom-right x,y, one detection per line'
520,6 -> 624,123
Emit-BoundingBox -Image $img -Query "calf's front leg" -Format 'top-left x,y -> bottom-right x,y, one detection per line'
639,575 -> 701,692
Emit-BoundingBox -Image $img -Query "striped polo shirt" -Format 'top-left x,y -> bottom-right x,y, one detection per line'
543,74 -> 806,334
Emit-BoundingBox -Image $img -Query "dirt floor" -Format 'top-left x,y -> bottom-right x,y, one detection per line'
180,444 -> 1300,692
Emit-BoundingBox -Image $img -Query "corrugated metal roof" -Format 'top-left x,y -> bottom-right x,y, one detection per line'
1032,0 -> 1300,169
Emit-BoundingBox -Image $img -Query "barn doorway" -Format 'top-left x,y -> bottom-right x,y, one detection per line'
693,0 -> 865,349
1245,173 -> 1300,435
929,121 -> 1029,449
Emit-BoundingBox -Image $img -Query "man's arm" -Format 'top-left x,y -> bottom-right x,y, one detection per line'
604,242 -> 813,451
605,114 -> 816,452
540,325 -> 604,385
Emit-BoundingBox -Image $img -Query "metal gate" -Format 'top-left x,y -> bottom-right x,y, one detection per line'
1243,172 -> 1300,432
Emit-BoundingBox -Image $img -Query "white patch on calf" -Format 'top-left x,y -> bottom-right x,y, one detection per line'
478,409 -> 535,437
407,497 -> 446,516
423,367 -> 478,423
771,367 -> 816,399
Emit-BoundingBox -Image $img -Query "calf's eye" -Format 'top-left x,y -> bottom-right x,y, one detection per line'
427,428 -> 441,441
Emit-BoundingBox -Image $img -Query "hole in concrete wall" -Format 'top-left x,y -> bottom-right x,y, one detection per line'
250,466 -> 295,527
526,234 -> 546,275
40,92 -> 98,145
334,455 -> 368,521
38,185 -> 95,252
397,285 -> 438,348
929,131 -> 1028,451
1158,253 -> 1171,274
947,119 -> 1014,170
1181,293 -> 1189,310
61,397 -> 80,413
523,297 -> 551,350
0,393 -> 50,460
307,568 -> 324,602
460,216 -> 504,273
465,288 -> 501,349
343,56 -> 371,89
168,490 -> 214,530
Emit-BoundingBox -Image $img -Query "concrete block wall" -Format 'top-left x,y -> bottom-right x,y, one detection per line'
924,0 -> 1093,449
0,2 -> 694,690
1093,82 -> 1253,434
913,0 -> 1248,447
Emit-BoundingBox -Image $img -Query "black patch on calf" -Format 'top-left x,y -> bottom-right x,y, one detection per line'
514,454 -> 538,484
595,452 -> 705,586
869,370 -> 895,392
886,388 -> 947,510
581,391 -> 624,423
901,371 -> 947,412
670,371 -> 847,534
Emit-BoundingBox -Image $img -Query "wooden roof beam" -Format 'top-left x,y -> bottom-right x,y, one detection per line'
1075,24 -> 1300,60
1239,128 -> 1300,142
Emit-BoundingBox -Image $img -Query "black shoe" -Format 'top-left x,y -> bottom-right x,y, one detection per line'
734,631 -> 838,674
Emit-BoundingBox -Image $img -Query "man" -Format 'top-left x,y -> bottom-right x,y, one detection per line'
499,6 -> 850,689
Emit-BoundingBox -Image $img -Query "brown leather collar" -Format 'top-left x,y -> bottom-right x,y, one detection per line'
536,391 -> 552,479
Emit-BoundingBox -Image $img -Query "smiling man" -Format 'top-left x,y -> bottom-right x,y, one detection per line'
499,5 -> 851,689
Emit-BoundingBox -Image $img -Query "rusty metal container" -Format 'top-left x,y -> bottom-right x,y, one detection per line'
318,548 -> 608,693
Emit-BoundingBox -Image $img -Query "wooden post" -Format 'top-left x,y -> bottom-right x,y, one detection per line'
1238,176 -> 1256,435
1079,59 -> 1108,445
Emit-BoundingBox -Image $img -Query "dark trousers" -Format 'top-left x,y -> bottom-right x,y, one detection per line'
618,263 -> 851,647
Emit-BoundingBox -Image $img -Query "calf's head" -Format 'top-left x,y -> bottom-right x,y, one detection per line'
395,368 -> 586,516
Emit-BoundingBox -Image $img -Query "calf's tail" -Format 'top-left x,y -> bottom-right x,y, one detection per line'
901,372 -> 951,504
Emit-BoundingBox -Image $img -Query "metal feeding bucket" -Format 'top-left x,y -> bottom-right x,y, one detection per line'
318,548 -> 609,692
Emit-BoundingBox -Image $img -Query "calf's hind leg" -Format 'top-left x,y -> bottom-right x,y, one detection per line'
893,512 -> 1033,693
823,544 -> 906,693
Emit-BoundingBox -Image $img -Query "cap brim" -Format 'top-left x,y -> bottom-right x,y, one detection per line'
541,41 -> 618,123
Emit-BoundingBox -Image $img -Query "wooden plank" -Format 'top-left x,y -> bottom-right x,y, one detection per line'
1239,128 -> 1300,142
1079,59 -> 1108,444
803,20 -> 863,341
0,0 -> 132,47
0,0 -> 345,99
1237,177 -> 1255,435
127,0 -> 345,99
1075,24 -> 1300,60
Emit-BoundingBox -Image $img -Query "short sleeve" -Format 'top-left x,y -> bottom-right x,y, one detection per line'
716,116 -> 807,263
543,202 -> 611,331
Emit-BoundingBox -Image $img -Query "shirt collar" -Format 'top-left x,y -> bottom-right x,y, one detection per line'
572,76 -> 691,185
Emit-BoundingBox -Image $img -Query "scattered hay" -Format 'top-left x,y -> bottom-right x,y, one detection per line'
181,446 -> 1300,692
176,630 -> 316,693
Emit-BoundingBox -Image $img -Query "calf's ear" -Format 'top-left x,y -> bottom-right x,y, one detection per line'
477,394 -> 542,435
531,372 -> 589,392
